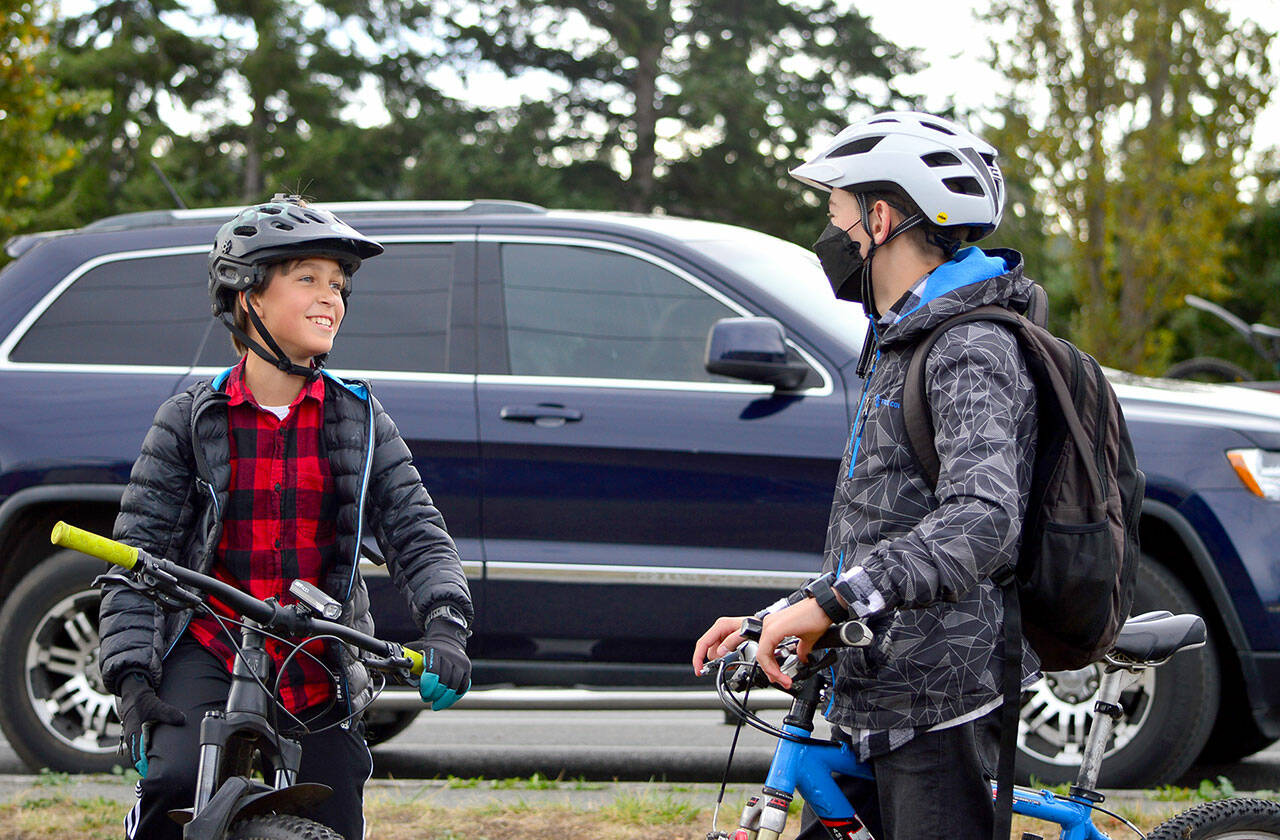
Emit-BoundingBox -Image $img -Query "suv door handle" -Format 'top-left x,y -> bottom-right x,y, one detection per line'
499,404 -> 583,426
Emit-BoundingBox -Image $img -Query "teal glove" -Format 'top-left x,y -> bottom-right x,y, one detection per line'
408,619 -> 471,711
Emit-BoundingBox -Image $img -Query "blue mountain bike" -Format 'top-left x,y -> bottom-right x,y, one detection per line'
702,613 -> 1280,840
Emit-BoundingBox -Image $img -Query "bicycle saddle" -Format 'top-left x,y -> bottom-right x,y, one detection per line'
1110,611 -> 1206,662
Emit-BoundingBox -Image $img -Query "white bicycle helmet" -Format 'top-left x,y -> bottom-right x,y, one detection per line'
790,111 -> 1004,241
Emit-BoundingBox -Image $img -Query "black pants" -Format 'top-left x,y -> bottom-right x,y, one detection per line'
794,708 -> 1001,840
124,639 -> 373,840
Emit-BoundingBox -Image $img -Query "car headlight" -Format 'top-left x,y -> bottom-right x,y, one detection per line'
1226,449 -> 1280,500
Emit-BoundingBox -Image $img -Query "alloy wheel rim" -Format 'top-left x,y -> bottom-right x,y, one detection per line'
24,590 -> 118,755
1017,665 -> 1156,766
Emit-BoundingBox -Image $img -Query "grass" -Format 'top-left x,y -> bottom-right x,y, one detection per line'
0,777 -> 1263,840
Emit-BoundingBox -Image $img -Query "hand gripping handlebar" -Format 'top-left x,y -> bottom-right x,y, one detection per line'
50,520 -> 425,677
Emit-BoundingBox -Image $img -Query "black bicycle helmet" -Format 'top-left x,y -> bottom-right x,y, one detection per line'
208,194 -> 383,316
207,195 -> 383,378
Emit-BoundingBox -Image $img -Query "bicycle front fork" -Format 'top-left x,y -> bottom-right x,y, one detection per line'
714,789 -> 871,840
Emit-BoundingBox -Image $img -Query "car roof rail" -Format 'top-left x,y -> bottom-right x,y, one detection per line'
4,230 -> 74,260
75,199 -> 547,234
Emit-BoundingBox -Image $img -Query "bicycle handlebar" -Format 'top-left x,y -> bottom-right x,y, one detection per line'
50,521 -> 424,677
51,521 -> 140,570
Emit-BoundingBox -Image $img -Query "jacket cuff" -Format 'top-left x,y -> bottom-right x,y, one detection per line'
832,565 -> 887,619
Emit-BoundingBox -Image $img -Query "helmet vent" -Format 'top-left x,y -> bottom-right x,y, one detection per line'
234,225 -> 257,237
830,136 -> 883,158
920,120 -> 957,136
262,206 -> 282,215
979,152 -> 996,167
943,176 -> 985,196
868,117 -> 898,124
271,221 -> 295,231
302,211 -> 326,224
921,151 -> 962,168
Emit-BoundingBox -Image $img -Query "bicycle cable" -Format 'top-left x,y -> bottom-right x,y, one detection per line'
1076,798 -> 1146,839
711,660 -> 754,834
716,661 -> 840,747
204,607 -> 340,735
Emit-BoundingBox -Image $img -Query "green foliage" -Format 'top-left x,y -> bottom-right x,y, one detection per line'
0,1 -> 86,241
32,768 -> 71,787
988,0 -> 1275,374
601,790 -> 701,825
1196,775 -> 1237,801
1151,784 -> 1197,802
431,0 -> 919,242
1168,197 -> 1280,380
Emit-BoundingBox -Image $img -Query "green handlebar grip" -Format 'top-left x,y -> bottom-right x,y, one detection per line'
402,646 -> 425,677
50,521 -> 139,570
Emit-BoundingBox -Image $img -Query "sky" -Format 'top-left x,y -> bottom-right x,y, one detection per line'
859,0 -> 1280,164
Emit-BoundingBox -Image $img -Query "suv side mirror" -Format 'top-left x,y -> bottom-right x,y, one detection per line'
705,317 -> 810,391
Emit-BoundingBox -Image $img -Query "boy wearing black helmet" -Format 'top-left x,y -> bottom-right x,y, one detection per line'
694,113 -> 1040,840
98,195 -> 473,840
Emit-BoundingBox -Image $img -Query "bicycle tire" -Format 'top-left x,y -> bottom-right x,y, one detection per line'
1164,357 -> 1255,382
1146,798 -> 1280,839
228,813 -> 345,840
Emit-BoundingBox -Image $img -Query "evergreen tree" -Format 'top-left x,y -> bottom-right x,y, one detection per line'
434,0 -> 917,240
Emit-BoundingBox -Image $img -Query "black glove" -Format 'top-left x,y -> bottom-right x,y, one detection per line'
117,671 -> 185,776
408,616 -> 471,711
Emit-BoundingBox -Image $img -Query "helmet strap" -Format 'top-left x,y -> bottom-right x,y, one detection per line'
855,193 -> 927,322
218,307 -> 321,382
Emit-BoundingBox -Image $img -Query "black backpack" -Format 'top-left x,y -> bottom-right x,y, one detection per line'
900,286 -> 1145,835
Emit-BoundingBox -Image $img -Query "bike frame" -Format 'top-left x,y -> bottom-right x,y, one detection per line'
48,522 -> 423,840
718,643 -> 1143,840
749,711 -> 1109,840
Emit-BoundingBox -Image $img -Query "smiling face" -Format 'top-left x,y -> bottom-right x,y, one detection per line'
242,257 -> 347,365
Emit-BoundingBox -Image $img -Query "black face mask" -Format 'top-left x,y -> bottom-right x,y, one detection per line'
813,222 -> 865,302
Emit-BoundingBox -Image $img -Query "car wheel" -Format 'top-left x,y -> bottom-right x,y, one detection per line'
0,551 -> 121,772
1015,556 -> 1220,788
363,708 -> 420,747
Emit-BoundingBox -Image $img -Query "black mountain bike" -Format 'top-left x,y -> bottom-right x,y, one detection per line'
1166,294 -> 1280,383
51,521 -> 428,840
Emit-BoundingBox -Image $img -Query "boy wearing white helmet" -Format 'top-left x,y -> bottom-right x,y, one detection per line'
695,112 -> 1040,840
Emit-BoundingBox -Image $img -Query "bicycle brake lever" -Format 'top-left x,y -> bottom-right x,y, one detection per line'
791,649 -> 838,682
94,570 -> 203,611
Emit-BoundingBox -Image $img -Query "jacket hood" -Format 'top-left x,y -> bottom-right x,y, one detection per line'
877,247 -> 1032,347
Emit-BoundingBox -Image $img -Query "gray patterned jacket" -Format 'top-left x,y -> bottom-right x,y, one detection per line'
821,246 -> 1041,739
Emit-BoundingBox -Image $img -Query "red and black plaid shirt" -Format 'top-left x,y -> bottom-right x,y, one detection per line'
189,359 -> 338,714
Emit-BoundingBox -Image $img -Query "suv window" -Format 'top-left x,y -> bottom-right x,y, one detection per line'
198,242 -> 457,372
10,252 -> 209,366
500,243 -> 740,382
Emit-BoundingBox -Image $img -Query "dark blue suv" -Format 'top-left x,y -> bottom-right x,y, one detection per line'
0,201 -> 1276,788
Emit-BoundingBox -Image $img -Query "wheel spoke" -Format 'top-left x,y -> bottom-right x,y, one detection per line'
62,611 -> 96,652
39,645 -> 84,676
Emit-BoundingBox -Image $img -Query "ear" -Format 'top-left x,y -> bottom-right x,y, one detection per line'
239,289 -> 261,317
869,200 -> 897,245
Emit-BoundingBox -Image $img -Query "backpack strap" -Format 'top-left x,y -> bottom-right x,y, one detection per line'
903,302 -> 1102,498
903,305 -> 1021,489
901,303 -> 1030,840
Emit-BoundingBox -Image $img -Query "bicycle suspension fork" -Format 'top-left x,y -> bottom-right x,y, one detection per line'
192,622 -> 303,815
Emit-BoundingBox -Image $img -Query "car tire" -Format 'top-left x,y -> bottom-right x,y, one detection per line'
1014,556 -> 1220,788
0,551 -> 121,772
362,708 -> 420,747
1196,689 -> 1279,763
